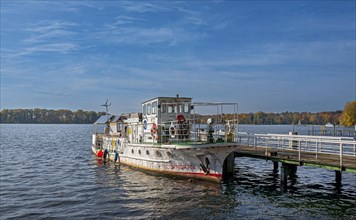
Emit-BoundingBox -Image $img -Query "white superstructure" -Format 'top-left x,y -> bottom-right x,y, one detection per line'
92,95 -> 239,183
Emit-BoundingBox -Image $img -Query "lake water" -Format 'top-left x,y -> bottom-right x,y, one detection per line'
0,124 -> 355,219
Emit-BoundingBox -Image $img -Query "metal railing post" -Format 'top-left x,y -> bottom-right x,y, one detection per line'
340,143 -> 343,168
298,140 -> 301,162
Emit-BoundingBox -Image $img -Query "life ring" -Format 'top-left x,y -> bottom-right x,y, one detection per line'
150,123 -> 159,140
169,123 -> 176,138
176,114 -> 186,124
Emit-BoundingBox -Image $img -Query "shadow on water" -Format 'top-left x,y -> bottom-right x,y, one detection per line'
225,157 -> 356,218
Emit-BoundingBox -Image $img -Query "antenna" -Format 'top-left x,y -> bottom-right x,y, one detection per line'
101,99 -> 111,115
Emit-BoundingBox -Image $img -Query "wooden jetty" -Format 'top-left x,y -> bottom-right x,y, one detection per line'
228,134 -> 356,185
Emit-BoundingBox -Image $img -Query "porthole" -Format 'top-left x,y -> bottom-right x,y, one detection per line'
131,149 -> 134,154
156,151 -> 162,157
146,150 -> 150,155
166,152 -> 174,158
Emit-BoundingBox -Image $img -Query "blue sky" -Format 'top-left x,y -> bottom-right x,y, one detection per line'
1,1 -> 355,114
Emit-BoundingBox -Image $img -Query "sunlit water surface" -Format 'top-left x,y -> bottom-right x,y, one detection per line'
0,124 -> 355,219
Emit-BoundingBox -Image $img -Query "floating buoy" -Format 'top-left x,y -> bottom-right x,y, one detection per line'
97,149 -> 103,157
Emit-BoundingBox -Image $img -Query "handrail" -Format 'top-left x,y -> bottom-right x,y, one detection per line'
237,133 -> 356,168
238,134 -> 356,156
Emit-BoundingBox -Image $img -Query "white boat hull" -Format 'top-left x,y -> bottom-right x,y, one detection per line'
92,141 -> 238,183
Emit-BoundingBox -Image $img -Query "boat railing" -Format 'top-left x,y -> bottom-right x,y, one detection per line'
146,119 -> 239,144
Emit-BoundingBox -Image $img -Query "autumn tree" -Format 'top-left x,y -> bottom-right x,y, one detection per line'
339,101 -> 356,126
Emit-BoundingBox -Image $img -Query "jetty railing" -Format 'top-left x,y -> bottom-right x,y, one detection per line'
237,133 -> 356,167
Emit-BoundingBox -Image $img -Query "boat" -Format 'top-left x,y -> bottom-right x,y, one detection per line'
325,122 -> 334,127
91,95 -> 239,183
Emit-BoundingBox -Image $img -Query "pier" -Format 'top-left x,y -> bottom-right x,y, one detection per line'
230,134 -> 356,185
307,126 -> 356,137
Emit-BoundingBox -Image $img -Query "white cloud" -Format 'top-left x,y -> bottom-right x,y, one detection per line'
25,29 -> 76,43
99,26 -> 198,46
120,2 -> 171,13
26,20 -> 78,33
4,20 -> 81,57
25,43 -> 79,54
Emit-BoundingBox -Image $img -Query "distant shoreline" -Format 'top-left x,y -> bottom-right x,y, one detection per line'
0,108 -> 342,125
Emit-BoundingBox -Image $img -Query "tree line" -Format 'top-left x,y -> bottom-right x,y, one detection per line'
207,111 -> 342,125
1,101 -> 355,125
0,108 -> 104,124
200,101 -> 355,126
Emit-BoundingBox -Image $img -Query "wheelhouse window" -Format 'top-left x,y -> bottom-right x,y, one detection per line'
160,101 -> 166,113
152,101 -> 157,114
184,102 -> 190,113
168,105 -> 173,113
147,103 -> 152,115
179,104 -> 183,113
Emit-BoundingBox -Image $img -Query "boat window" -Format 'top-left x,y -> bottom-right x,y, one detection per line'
146,150 -> 150,155
138,149 -> 141,155
147,103 -> 151,115
117,123 -> 122,132
179,104 -> 183,113
160,101 -> 166,113
131,149 -> 134,154
184,102 -> 190,113
174,105 -> 178,113
152,101 -> 157,114
143,104 -> 147,115
168,105 -> 173,113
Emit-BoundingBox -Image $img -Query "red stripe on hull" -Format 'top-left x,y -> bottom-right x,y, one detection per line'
120,160 -> 223,183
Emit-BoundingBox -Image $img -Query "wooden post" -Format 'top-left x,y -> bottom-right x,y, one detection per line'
335,170 -> 342,185
273,161 -> 278,173
289,165 -> 297,177
281,163 -> 289,186
281,163 -> 298,186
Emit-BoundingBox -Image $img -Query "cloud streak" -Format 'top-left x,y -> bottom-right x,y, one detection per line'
1,1 -> 354,113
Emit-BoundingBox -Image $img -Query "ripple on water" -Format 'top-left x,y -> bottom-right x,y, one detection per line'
0,124 -> 355,219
